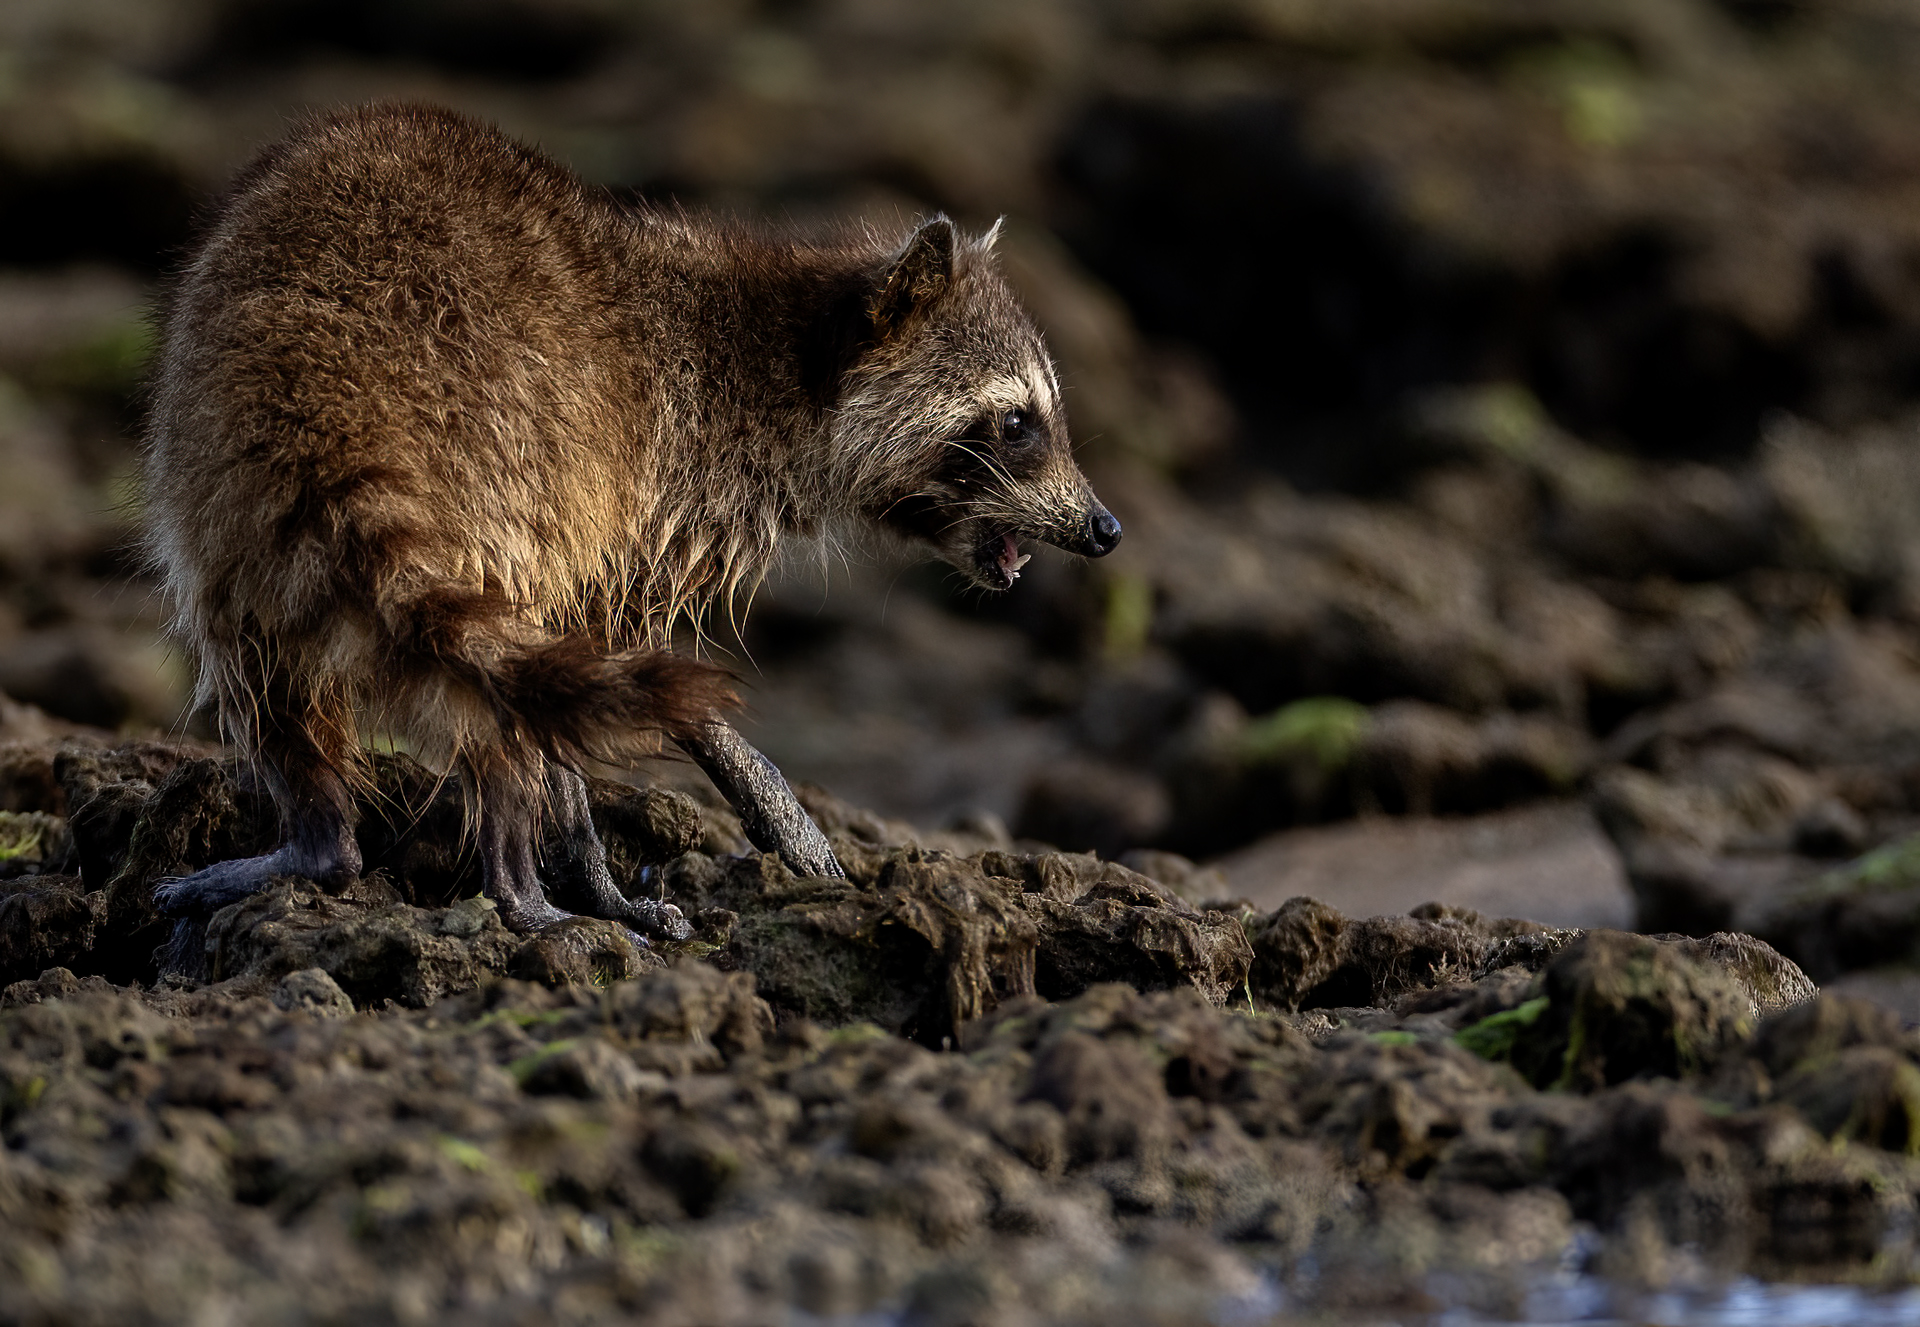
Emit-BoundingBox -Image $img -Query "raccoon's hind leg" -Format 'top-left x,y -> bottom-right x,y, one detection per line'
543,763 -> 691,941
373,586 -> 746,929
468,754 -> 664,943
154,675 -> 364,963
468,752 -> 572,935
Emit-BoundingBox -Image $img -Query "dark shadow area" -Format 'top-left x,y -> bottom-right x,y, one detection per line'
187,0 -> 617,84
1054,95 -> 1503,489
1054,96 -> 1814,474
0,154 -> 198,274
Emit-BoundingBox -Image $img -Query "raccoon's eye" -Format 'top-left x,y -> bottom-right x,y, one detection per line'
1000,410 -> 1029,443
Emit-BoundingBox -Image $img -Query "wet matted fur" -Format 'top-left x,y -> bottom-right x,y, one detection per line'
145,102 -> 1119,934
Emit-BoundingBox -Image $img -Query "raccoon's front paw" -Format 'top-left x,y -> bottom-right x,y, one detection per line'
154,853 -> 286,918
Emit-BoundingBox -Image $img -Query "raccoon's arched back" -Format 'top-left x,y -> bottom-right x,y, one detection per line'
146,103 -> 1105,781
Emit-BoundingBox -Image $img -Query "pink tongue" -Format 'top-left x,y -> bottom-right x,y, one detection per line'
998,534 -> 1019,571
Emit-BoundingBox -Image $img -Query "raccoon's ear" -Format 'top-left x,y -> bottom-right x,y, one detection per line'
871,216 -> 956,339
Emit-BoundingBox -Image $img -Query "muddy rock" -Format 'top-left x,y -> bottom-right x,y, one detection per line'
0,808 -> 71,877
1299,1033 -> 1525,1181
1713,993 -> 1920,1160
1306,1182 -> 1576,1313
1506,930 -> 1755,1091
1023,1030 -> 1175,1165
878,851 -> 1043,1031
0,745 -> 721,990
345,752 -> 474,908
582,775 -> 705,890
0,963 -> 109,1007
1023,886 -> 1250,1009
1359,702 -> 1593,818
1444,928 -> 1810,1073
1323,913 -> 1496,1009
1246,896 -> 1348,1009
1539,1083 -> 1882,1269
0,921 -> 1901,1324
202,877 -> 520,1009
509,916 -> 659,987
973,983 -> 1318,1225
103,756 -> 278,975
1163,686 -> 1597,855
1750,994 -> 1916,1079
1671,932 -> 1819,1020
1592,761 -> 1799,936
55,741 -> 206,892
713,853 -> 1002,1039
1587,616 -> 1920,948
606,961 -> 773,1062
711,845 -> 1251,1044
1754,833 -> 1920,982
0,874 -> 104,984
1116,848 -> 1228,906
1775,1047 -> 1920,1154
270,967 -> 355,1019
1247,896 -> 1549,1012
0,740 -> 76,816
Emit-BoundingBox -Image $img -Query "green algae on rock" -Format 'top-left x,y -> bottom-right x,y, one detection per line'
1506,930 -> 1754,1091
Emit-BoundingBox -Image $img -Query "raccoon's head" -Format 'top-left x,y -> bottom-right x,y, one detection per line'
836,216 -> 1121,592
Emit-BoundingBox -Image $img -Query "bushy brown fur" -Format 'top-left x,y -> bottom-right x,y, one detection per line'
144,102 -> 1115,925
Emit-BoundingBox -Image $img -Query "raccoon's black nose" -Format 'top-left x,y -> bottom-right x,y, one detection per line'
1085,506 -> 1122,557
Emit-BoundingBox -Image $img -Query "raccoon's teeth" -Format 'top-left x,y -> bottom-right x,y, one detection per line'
1012,553 -> 1031,571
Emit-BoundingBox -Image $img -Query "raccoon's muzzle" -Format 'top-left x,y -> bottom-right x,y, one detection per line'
1051,504 -> 1122,558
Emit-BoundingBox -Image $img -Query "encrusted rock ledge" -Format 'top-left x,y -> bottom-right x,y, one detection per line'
4,738 -> 1904,1327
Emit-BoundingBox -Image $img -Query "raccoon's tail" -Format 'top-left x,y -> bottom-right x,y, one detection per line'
385,588 -> 738,767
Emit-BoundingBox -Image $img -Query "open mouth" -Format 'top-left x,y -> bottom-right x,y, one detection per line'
973,532 -> 1031,590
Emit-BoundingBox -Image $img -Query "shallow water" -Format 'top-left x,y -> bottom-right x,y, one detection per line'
1426,1277 -> 1920,1327
835,1270 -> 1920,1327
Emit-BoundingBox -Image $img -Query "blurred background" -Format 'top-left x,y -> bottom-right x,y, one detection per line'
14,0 -> 1920,991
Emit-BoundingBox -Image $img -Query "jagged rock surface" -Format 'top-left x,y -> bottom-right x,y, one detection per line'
0,735 -> 1889,1326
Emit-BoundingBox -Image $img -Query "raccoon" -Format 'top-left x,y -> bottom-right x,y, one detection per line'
145,102 -> 1121,943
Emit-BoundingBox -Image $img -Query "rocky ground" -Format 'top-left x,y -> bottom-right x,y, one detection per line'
0,724 -> 1913,1325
